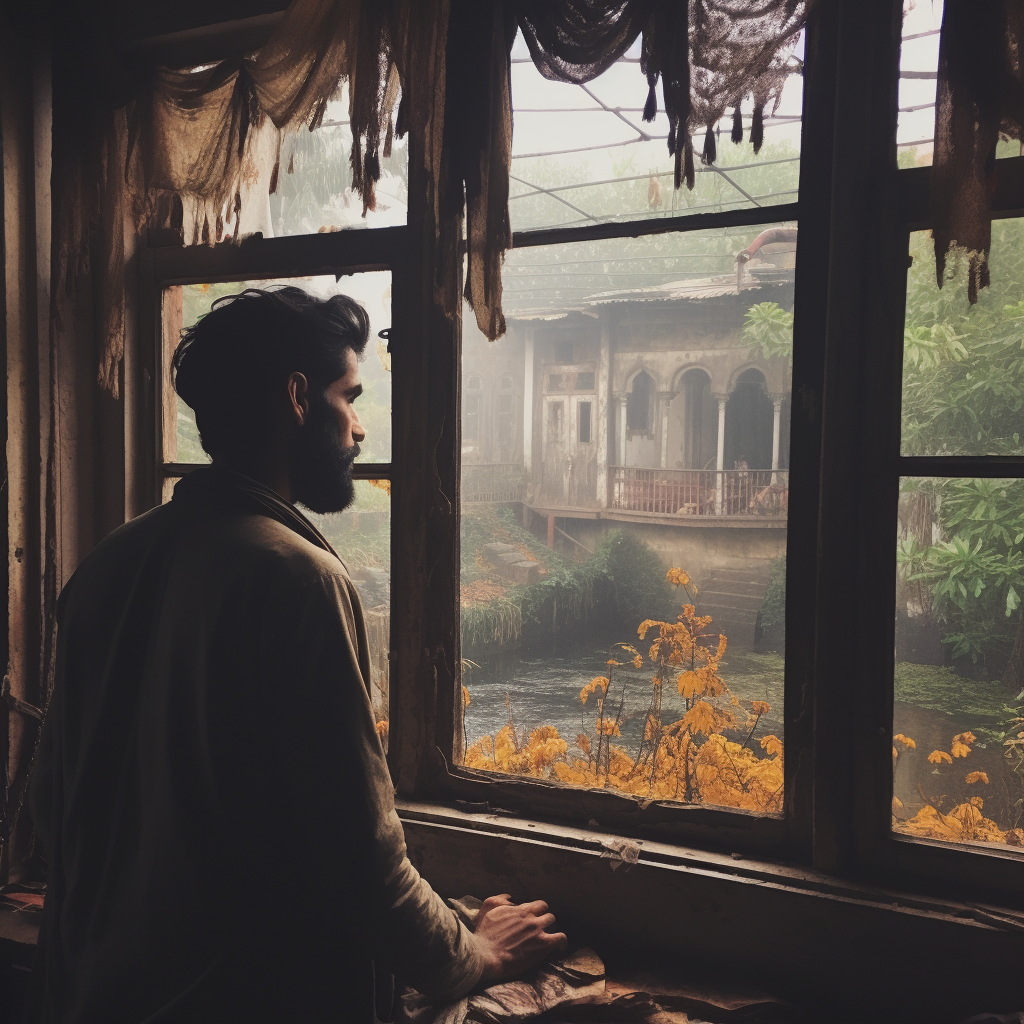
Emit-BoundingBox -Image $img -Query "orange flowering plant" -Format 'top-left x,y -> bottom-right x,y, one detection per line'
892,728 -> 1024,846
464,568 -> 784,814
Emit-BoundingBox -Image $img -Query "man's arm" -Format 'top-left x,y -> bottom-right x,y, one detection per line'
264,567 -> 563,999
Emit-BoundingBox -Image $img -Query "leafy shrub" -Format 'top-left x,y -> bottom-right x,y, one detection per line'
590,529 -> 673,629
757,555 -> 786,652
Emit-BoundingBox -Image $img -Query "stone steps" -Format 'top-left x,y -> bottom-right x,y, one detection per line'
696,565 -> 772,645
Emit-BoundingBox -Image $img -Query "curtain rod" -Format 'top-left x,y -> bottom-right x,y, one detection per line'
121,10 -> 285,69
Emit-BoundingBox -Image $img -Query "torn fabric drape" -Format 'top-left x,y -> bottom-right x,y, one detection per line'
931,0 -> 1024,303
448,0 -> 812,338
50,0 -> 1024,401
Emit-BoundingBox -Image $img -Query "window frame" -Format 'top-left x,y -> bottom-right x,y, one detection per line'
859,162 -> 1024,900
130,0 -> 1024,902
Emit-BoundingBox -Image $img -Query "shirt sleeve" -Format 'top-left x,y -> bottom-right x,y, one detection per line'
258,562 -> 484,1001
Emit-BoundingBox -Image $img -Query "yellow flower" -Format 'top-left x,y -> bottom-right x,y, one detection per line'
751,700 -> 771,715
965,771 -> 989,785
580,676 -> 610,705
462,685 -> 471,708
951,731 -> 975,758
666,567 -> 691,588
927,750 -> 953,764
893,733 -> 916,750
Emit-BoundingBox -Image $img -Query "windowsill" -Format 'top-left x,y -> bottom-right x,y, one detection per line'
397,799 -> 1024,1018
397,798 -> 1012,912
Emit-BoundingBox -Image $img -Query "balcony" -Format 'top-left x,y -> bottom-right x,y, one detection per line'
462,463 -> 527,504
609,466 -> 789,518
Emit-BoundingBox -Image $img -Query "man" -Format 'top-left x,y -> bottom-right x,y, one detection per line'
28,287 -> 565,1023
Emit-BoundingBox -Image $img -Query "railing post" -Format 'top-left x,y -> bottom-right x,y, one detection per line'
713,392 -> 728,514
771,393 -> 785,484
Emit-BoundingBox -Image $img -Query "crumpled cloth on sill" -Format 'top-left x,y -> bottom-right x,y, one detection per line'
397,945 -> 684,1024
396,897 -> 796,1024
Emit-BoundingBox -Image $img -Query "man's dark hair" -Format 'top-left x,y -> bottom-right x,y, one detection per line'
173,286 -> 370,458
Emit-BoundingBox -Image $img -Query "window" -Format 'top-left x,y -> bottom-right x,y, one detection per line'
891,220 -> 1024,853
133,4 -> 1024,904
154,251 -> 399,745
455,42 -> 797,830
626,370 -> 653,432
578,401 -> 592,444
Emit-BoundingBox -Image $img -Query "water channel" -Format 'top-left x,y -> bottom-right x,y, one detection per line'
462,637 -> 786,758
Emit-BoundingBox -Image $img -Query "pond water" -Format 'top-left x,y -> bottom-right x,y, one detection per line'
462,638 -> 785,759
462,639 -> 1024,837
893,684 -> 1021,834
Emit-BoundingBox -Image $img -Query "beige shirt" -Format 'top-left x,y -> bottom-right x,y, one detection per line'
29,468 -> 482,1023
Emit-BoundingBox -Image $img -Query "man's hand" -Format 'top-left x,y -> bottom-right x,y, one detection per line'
473,894 -> 568,983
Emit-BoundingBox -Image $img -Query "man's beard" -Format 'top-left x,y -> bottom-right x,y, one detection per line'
289,393 -> 359,514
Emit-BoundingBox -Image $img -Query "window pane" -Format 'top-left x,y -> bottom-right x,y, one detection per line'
509,32 -> 802,232
179,83 -> 407,243
307,480 -> 392,748
163,272 -> 392,465
459,225 -> 794,813
902,223 -> 1024,457
894,477 -> 1024,851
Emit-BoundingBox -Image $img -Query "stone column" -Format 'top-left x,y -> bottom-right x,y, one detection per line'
713,392 -> 728,514
523,326 -> 535,474
615,394 -> 627,466
613,394 -> 627,508
596,315 -> 611,508
770,393 -> 785,483
657,391 -> 673,468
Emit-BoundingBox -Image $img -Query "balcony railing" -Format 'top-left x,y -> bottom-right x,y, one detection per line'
609,466 -> 789,517
462,463 -> 527,504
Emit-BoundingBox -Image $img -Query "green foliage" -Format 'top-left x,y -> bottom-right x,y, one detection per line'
590,529 -> 673,626
459,514 -> 674,650
902,223 -> 1024,457
894,661 -> 1013,720
460,507 -> 605,649
757,555 -> 787,652
742,301 -> 793,361
899,478 -> 1024,670
897,220 -> 1024,673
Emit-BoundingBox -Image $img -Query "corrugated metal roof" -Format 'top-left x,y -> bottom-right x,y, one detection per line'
583,273 -> 764,305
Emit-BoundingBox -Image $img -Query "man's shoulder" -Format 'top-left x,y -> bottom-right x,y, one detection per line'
222,514 -> 350,586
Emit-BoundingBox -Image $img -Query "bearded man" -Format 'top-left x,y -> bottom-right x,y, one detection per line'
27,287 -> 564,1023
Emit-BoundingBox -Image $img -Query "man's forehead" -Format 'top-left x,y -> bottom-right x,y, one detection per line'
333,348 -> 361,388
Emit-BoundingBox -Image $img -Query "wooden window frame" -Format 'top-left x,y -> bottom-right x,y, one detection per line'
128,0 -> 1024,909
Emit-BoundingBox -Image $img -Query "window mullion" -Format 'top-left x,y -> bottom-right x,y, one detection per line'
805,0 -> 906,875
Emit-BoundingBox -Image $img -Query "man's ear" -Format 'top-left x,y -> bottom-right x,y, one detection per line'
287,372 -> 310,426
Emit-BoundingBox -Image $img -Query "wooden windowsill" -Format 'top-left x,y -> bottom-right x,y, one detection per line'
397,799 -> 1024,1019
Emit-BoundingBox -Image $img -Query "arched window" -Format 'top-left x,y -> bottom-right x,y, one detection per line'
626,370 -> 653,432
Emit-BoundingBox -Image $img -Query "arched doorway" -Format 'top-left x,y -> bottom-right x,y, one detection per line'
667,369 -> 718,470
724,368 -> 773,470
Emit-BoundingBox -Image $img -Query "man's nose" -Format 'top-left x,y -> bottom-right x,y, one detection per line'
352,413 -> 366,443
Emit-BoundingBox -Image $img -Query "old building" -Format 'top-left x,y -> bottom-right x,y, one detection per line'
464,228 -> 795,637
